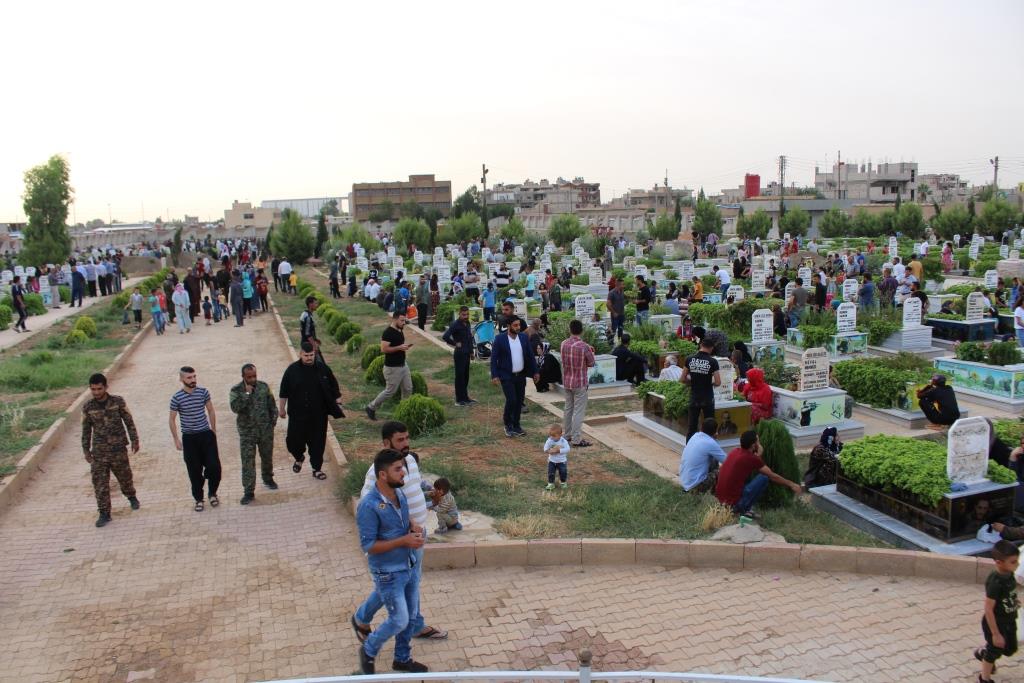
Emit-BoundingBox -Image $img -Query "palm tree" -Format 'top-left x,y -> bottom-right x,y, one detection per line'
917,183 -> 931,203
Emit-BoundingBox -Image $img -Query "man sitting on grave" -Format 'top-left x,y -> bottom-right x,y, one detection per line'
659,355 -> 683,382
916,374 -> 960,430
716,429 -> 804,516
679,418 -> 727,494
611,334 -> 647,385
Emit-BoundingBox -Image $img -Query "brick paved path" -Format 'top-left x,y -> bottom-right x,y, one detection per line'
0,302 -> 1005,683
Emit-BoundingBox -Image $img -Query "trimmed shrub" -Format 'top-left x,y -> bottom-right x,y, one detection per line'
73,315 -> 98,338
326,313 -> 349,337
110,291 -> 130,309
64,329 -> 89,347
315,304 -> 335,319
346,333 -> 364,354
361,344 -> 382,370
987,341 -> 1021,367
334,321 -> 360,344
59,286 -> 71,303
755,419 -> 801,508
0,305 -> 11,330
364,355 -> 386,385
392,395 -> 446,437
23,294 -> 46,315
955,341 -> 987,363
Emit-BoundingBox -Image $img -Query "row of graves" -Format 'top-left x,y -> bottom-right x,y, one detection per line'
0,264 -> 64,306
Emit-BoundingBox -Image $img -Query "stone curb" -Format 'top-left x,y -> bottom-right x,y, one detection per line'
0,318 -> 153,511
420,538 -> 992,584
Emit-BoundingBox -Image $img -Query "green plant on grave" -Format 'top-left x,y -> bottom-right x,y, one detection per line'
798,324 -> 835,350
994,419 -> 1024,450
758,359 -> 799,389
626,322 -> 664,342
635,380 -> 691,419
927,312 -> 966,321
756,419 -> 801,508
666,338 -> 697,357
987,341 -> 1022,367
831,356 -> 932,408
865,318 -> 900,346
955,342 -> 987,363
392,395 -> 446,437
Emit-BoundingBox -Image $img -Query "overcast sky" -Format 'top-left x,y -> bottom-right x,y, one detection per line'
2,0 -> 1022,223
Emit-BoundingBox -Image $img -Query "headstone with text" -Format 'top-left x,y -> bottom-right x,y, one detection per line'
413,251 -> 423,265
635,244 -> 643,258
798,267 -> 811,284
458,257 -> 468,274
714,357 -> 735,404
680,261 -> 694,281
902,297 -> 922,327
1001,244 -> 1009,259
837,301 -> 857,333
784,281 -> 795,303
799,347 -> 830,392
751,308 -> 773,343
843,278 -> 858,302
969,243 -> 980,260
634,265 -> 649,279
889,236 -> 898,254
727,284 -> 744,301
575,293 -> 595,320
750,267 -> 766,291
588,267 -> 604,285
664,243 -> 675,258
947,417 -> 991,484
966,292 -> 985,321
514,245 -> 524,258
985,270 -> 998,289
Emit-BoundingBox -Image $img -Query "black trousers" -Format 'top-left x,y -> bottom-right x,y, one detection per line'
98,276 -> 108,296
687,400 -> 716,439
500,375 -> 527,431
287,415 -> 328,472
417,302 -> 428,330
920,399 -> 958,426
272,272 -> 280,291
454,352 -> 471,402
182,430 -> 222,501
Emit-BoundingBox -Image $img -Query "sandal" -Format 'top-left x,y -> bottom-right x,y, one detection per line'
572,440 -> 593,448
194,500 -> 204,512
350,615 -> 371,643
312,470 -> 327,480
209,495 -> 219,507
414,626 -> 448,640
292,461 -> 302,473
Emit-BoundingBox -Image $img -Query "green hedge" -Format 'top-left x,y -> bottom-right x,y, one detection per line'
73,315 -> 98,338
334,321 -> 360,344
346,334 -> 364,354
832,355 -> 932,408
392,395 -> 446,437
361,344 -> 382,370
364,355 -> 385,385
0,305 -> 10,330
635,380 -> 691,419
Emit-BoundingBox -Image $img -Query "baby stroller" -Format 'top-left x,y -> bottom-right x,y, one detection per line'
473,319 -> 495,358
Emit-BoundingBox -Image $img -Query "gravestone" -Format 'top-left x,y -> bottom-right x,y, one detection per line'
947,417 -> 991,485
784,282 -> 795,302
953,234 -> 961,245
750,267 -> 766,291
842,278 -> 858,302
727,284 -> 744,301
664,243 -> 675,258
969,243 -> 980,260
540,257 -> 552,273
507,261 -> 521,276
1012,250 -> 1021,260
985,270 -> 998,289
635,244 -> 643,258
714,357 -> 735,404
458,257 -> 468,274
1001,244 -> 1009,259
13,266 -> 24,277
545,242 -> 556,254
436,264 -> 451,281
575,293 -> 595,320
1,270 -> 12,283
578,256 -> 592,271
488,263 -> 499,277
25,267 -> 36,277
889,236 -> 898,253
837,302 -> 857,333
798,267 -> 811,283
799,347 -> 830,392
434,247 -> 444,258
680,262 -> 694,281
393,255 -> 404,269
39,278 -> 52,306
752,308 -> 773,343
413,251 -> 423,265
635,265 -> 649,279
966,292 -> 986,321
387,246 -> 396,259
514,245 -> 524,258
902,297 -> 922,327
784,232 -> 791,241
356,257 -> 369,271
588,267 -> 603,285
512,298 -> 528,321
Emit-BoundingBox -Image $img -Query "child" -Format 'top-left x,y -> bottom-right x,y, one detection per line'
218,290 -> 229,319
976,540 -> 1020,682
148,288 -> 165,335
429,478 -> 461,534
543,423 -> 570,490
202,296 -> 213,325
128,287 -> 144,329
288,271 -> 298,294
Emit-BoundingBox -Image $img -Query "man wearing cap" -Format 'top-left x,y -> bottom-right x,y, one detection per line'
916,375 -> 960,430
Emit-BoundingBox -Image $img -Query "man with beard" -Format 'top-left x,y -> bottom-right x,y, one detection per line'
278,341 -> 342,481
229,363 -> 279,504
81,372 -> 141,527
352,421 -> 449,647
169,366 -> 221,511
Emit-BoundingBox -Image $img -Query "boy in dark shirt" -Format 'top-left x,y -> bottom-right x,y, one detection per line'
681,338 -> 721,438
976,540 -> 1020,682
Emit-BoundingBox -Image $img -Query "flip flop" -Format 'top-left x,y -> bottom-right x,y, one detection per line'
194,500 -> 204,512
414,626 -> 448,640
350,615 -> 371,643
209,495 -> 219,507
312,470 -> 327,480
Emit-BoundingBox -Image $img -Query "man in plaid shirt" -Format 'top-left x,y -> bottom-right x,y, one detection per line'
559,319 -> 596,447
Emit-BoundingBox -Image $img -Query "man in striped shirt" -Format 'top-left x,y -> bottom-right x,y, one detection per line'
352,420 -> 449,643
169,366 -> 222,511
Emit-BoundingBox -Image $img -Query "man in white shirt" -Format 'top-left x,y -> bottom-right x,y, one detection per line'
891,257 -> 906,283
659,356 -> 683,382
714,266 -> 731,298
364,278 -> 381,302
278,258 -> 292,292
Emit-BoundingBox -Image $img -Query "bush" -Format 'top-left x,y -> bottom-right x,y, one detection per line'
758,359 -> 800,389
0,305 -> 10,330
23,294 -> 46,315
73,315 -> 98,338
59,286 -> 71,303
626,322 -> 665,342
865,318 -> 900,346
364,355 -> 386,385
994,419 -> 1024,450
545,315 -> 611,355
756,419 -> 801,508
334,322 -> 360,344
386,371 -> 429,405
955,341 -> 987,363
635,380 -> 691,419
987,341 -> 1021,367
392,394 -> 446,437
832,357 -> 932,408
110,291 -> 130,309
346,333 -> 364,354
361,344 -> 382,370
27,351 -> 55,366
64,329 -> 89,347
326,313 -> 350,337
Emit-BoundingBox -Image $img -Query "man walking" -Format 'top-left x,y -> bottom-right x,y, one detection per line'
442,305 -> 476,406
415,274 -> 430,330
169,366 -> 222,511
279,341 -> 342,481
299,295 -> 320,355
355,448 -> 429,675
681,336 -> 721,438
365,312 -> 413,421
490,316 -> 538,438
71,260 -> 86,307
278,257 -> 292,293
559,319 -> 595,448
229,363 -> 279,505
81,373 -> 140,527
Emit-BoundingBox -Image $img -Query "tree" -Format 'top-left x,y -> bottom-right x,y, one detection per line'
265,222 -> 275,250
894,202 -> 926,239
690,197 -> 723,240
931,204 -> 973,240
320,199 -> 340,217
673,196 -> 682,230
917,183 -> 931,203
851,209 -> 882,237
399,200 -> 423,219
878,210 -> 897,236
422,208 -> 442,248
447,213 -> 486,243
20,155 -> 73,266
499,216 -> 526,243
649,213 -> 679,241
978,197 -> 1020,238
271,209 -> 315,264
367,200 -> 395,223
391,217 -> 431,250
894,191 -> 902,214
314,213 -> 329,258
171,227 -> 183,266
489,204 -> 515,221
779,205 -> 810,237
547,214 -> 586,247
976,185 -> 995,202
336,222 -> 381,252
755,419 -> 801,508
451,186 -> 481,219
968,196 -> 976,221
737,208 -> 773,240
818,206 -> 852,238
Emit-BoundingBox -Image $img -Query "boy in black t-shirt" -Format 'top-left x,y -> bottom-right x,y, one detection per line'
976,540 -> 1021,682
681,338 -> 721,438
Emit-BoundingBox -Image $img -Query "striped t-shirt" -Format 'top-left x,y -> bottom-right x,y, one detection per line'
170,387 -> 212,434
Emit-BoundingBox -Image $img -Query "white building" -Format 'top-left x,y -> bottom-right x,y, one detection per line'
814,162 -> 919,203
261,197 -> 346,218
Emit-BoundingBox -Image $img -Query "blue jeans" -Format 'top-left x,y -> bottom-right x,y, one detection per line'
152,311 -> 165,334
734,473 -> 769,514
1016,329 -> 1024,348
635,309 -> 649,326
355,545 -> 426,637
721,284 -> 730,298
788,309 -> 803,328
547,461 -> 568,483
610,315 -> 625,339
360,567 -> 419,662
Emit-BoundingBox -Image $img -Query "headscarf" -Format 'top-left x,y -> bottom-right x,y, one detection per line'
733,340 -> 753,365
818,427 -> 841,455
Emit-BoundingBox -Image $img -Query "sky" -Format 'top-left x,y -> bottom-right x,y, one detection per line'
2,0 -> 1022,224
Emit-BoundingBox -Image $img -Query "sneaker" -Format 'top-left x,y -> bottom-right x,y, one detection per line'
263,478 -> 279,490
504,428 -> 516,438
455,401 -> 469,407
464,399 -> 478,405
358,647 -> 375,675
128,496 -> 140,510
95,513 -> 111,527
240,493 -> 254,505
365,406 -> 377,421
513,428 -> 527,437
560,482 -> 568,489
392,659 -> 429,673
452,522 -> 463,530
545,483 -> 555,491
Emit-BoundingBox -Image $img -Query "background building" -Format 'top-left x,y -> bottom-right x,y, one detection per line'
349,174 -> 451,221
814,161 -> 918,202
261,197 -> 345,218
484,177 -> 601,212
223,201 -> 282,237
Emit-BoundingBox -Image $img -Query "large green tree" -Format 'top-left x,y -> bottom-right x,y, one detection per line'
894,202 -> 926,239
271,209 -> 315,263
690,197 -> 723,240
335,222 -> 381,252
367,200 -> 395,223
737,208 -> 773,240
850,209 -> 882,237
20,155 -> 73,266
649,213 -> 679,241
451,186 -> 482,219
930,204 -> 973,240
978,197 -> 1020,238
817,206 -> 851,238
171,227 -> 183,266
499,216 -> 526,243
547,214 -> 586,247
778,205 -> 810,237
399,200 -> 423,219
391,217 -> 431,250
447,213 -> 486,243
314,213 -> 329,257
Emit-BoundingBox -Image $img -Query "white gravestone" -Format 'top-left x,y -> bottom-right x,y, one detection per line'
387,246 -> 396,258
751,308 -> 774,343
799,347 -> 830,392
540,258 -> 552,273
953,234 -> 961,245
1001,244 -> 1009,258
514,245 -> 524,258
784,282 -> 795,303
750,267 -> 766,291
25,267 -> 36,277
836,302 -> 857,333
635,244 -> 643,258
902,297 -> 922,327
414,251 -> 423,265
889,236 -> 898,253
843,278 -> 858,302
458,257 -> 468,274
588,267 -> 603,285
356,257 -> 369,271
947,417 -> 991,485
966,292 -> 986,321
436,264 -> 451,281
727,284 -> 744,301
14,266 -> 24,277
575,293 -> 595,320
680,262 -> 694,281
985,270 -> 998,289
714,357 -> 735,404
434,247 -> 444,258
39,278 -> 52,306
664,243 -> 675,258
512,298 -> 528,322
798,267 -> 811,284
969,243 -> 979,260
1013,250 -> 1021,260
783,232 -> 791,241
1,270 -> 12,283
393,255 -> 403,269
634,265 -> 649,279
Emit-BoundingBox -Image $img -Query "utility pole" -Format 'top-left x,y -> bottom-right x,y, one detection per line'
837,150 -> 842,200
480,163 -> 489,237
991,156 -> 1000,192
778,155 -> 787,219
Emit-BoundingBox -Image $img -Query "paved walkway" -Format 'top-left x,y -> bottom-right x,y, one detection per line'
0,297 -> 1004,683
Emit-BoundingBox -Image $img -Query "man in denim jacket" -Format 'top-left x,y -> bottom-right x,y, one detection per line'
356,448 -> 429,675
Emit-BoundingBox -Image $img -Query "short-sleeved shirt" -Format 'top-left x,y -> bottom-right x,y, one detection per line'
169,387 -> 212,434
608,288 -> 625,316
636,285 -> 652,312
679,431 -> 727,491
717,270 -> 731,286
986,570 -> 1020,626
685,351 -> 719,404
791,286 -> 809,310
381,325 -> 406,367
716,447 -> 766,506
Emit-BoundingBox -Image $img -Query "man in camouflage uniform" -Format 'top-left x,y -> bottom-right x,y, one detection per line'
229,363 -> 279,505
81,372 -> 141,527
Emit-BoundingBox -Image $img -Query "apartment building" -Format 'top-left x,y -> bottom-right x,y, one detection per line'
223,201 -> 282,235
814,161 -> 918,202
607,185 -> 694,212
485,177 -> 600,211
349,174 -> 451,221
917,173 -> 970,203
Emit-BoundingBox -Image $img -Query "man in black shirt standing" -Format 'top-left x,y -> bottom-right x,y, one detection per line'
366,311 -> 414,421
279,341 -> 342,481
634,275 -> 652,325
442,305 -> 476,406
681,337 -> 721,438
811,274 -> 827,313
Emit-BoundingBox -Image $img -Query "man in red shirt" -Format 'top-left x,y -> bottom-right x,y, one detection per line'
716,430 -> 803,515
559,319 -> 596,448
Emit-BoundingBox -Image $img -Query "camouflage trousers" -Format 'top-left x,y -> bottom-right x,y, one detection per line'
91,450 -> 136,515
240,429 -> 274,494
